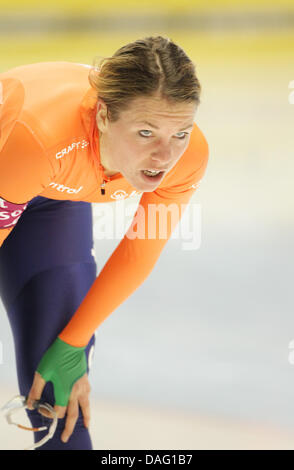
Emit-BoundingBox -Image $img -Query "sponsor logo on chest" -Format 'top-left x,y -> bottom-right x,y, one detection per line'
110,190 -> 143,200
55,140 -> 89,159
48,182 -> 83,194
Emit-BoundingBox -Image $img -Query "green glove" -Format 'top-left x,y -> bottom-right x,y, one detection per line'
36,337 -> 87,407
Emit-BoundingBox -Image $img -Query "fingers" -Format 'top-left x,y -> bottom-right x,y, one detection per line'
79,393 -> 91,429
59,373 -> 91,443
60,395 -> 90,443
54,404 -> 67,420
26,371 -> 46,409
61,398 -> 79,443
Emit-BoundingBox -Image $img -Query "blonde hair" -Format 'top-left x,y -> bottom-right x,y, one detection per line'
89,35 -> 201,122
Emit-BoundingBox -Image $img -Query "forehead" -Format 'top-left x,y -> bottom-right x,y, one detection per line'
121,95 -> 197,122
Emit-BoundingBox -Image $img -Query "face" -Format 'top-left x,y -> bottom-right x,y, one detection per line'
96,94 -> 197,192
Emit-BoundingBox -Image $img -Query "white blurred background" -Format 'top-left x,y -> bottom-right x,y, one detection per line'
0,0 -> 294,450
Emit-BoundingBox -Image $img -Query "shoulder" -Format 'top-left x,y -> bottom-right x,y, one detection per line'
1,62 -> 91,109
1,62 -> 92,149
0,76 -> 25,152
0,61 -> 91,84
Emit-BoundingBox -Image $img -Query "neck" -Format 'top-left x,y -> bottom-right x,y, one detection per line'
98,129 -> 119,177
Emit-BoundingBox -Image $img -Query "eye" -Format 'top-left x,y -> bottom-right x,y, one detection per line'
138,130 -> 189,139
139,130 -> 152,137
175,132 -> 188,140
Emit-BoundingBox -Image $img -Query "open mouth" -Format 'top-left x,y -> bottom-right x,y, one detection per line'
140,170 -> 165,183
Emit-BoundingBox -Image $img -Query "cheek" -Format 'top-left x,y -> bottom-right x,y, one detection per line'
120,140 -> 142,168
109,133 -> 129,166
177,139 -> 189,155
171,142 -> 189,165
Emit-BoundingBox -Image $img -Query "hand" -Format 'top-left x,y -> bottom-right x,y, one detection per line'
25,336 -> 89,443
27,371 -> 91,443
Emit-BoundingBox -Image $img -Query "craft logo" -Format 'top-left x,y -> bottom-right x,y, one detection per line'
0,198 -> 28,229
55,140 -> 89,159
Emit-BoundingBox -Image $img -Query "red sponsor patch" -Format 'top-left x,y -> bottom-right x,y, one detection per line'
0,197 -> 28,229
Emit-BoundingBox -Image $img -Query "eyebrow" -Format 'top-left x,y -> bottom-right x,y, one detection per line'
137,121 -> 194,131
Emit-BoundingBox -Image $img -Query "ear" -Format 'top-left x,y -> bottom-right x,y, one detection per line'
96,99 -> 109,133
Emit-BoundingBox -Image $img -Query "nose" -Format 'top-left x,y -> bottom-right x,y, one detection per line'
150,143 -> 173,166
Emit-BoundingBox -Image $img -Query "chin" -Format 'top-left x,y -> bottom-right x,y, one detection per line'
130,182 -> 150,192
138,186 -> 154,192
131,179 -> 159,193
